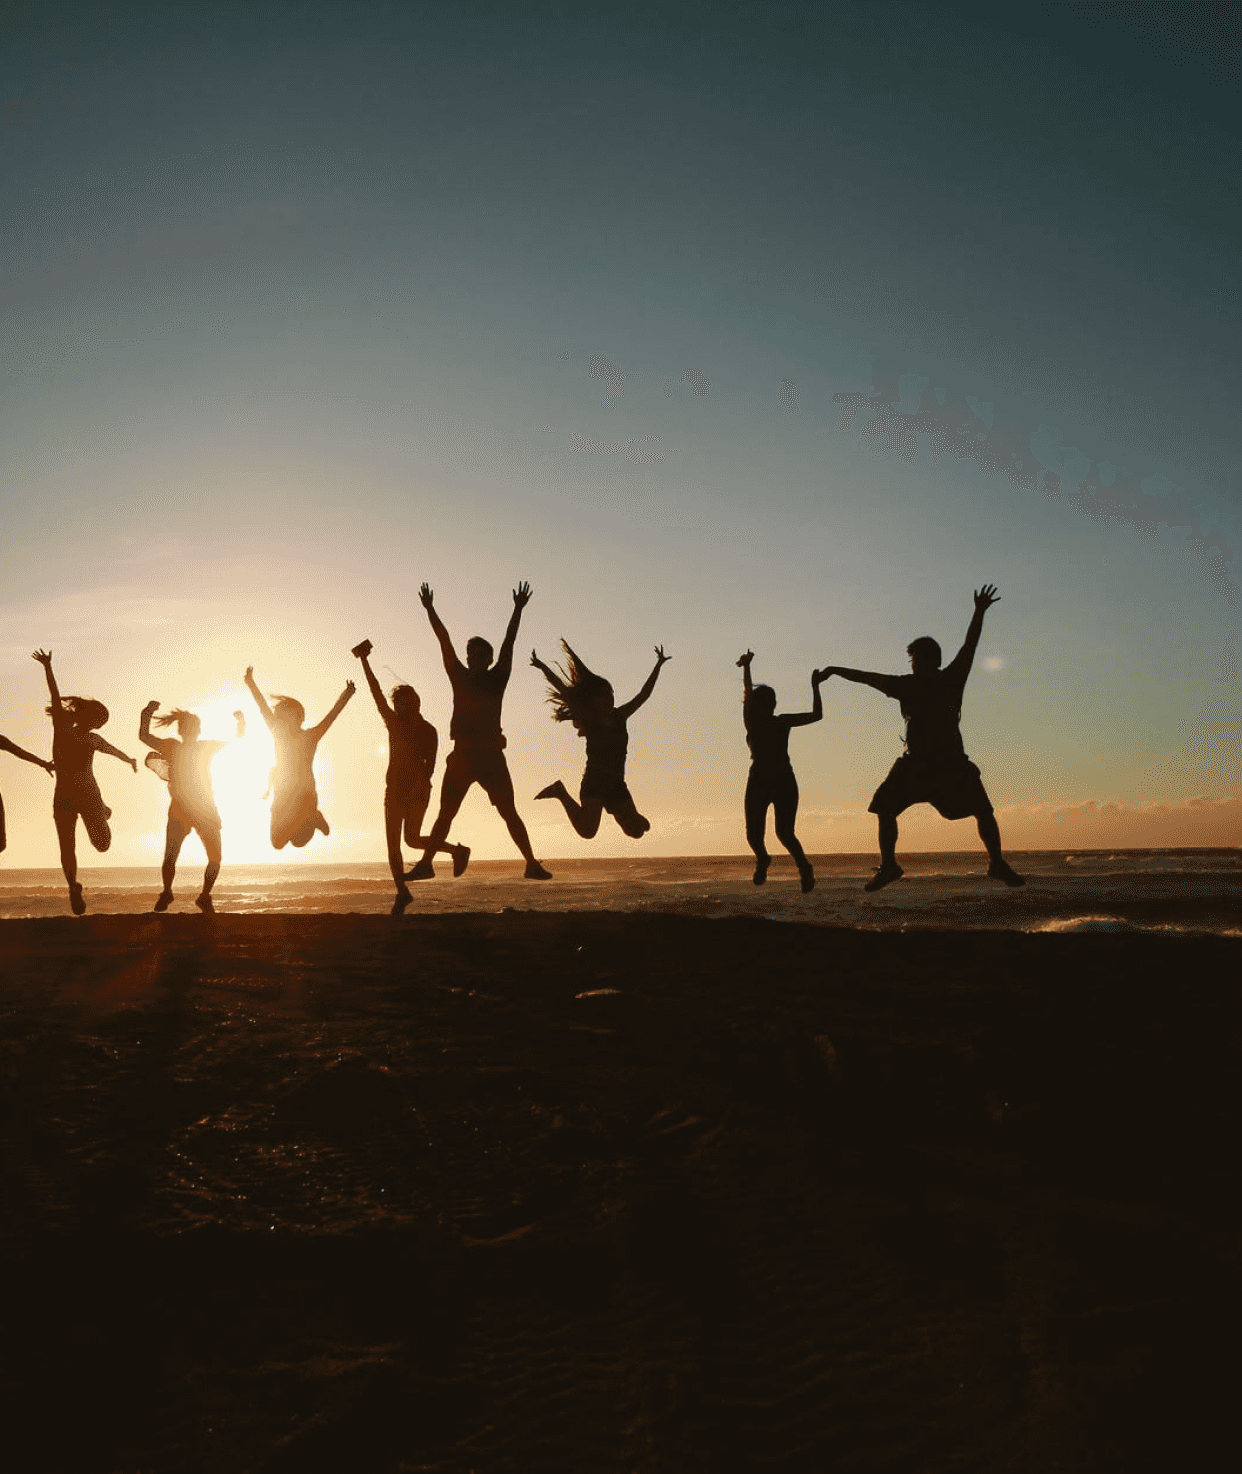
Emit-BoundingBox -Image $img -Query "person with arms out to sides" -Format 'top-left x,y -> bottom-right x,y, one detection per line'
738,650 -> 822,894
140,701 -> 245,914
352,638 -> 469,916
243,666 -> 355,850
820,583 -> 1024,892
32,648 -> 137,915
531,640 -> 669,840
0,731 -> 54,854
409,582 -> 551,881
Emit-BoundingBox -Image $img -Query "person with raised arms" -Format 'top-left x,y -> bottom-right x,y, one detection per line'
819,583 -> 1024,892
32,648 -> 137,915
243,665 -> 355,850
530,640 -> 669,840
409,582 -> 551,881
351,638 -> 469,916
738,650 -> 822,894
140,700 -> 246,913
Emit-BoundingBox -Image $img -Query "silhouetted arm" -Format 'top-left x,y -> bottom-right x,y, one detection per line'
32,649 -> 63,713
308,682 -> 356,742
947,584 -> 999,680
786,670 -> 825,728
139,700 -> 163,752
737,650 -> 755,700
818,666 -> 898,696
356,650 -> 393,722
233,711 -> 246,740
618,646 -> 670,720
419,584 -> 460,674
530,649 -> 568,696
244,667 -> 276,731
494,582 -> 532,681
92,734 -> 138,771
0,735 -> 54,774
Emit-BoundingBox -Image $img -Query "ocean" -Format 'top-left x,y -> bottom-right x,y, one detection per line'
2,849 -> 1238,933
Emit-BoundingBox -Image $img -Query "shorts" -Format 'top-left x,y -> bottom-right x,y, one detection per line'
169,798 -> 222,836
869,753 -> 993,821
446,743 -> 514,804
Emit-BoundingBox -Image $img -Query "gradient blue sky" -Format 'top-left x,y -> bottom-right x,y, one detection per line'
3,1 -> 1239,865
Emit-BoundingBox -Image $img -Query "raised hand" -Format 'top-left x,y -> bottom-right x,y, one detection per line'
419,583 -> 434,610
232,711 -> 245,722
654,645 -> 670,665
43,760 -> 54,775
344,680 -> 356,698
128,757 -> 138,772
32,649 -> 52,667
736,650 -> 754,668
530,648 -> 543,668
513,581 -> 532,610
244,666 -> 256,683
974,584 -> 1000,611
351,639 -> 373,660
143,699 -> 160,716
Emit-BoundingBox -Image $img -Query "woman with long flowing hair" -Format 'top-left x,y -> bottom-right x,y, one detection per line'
243,666 -> 355,849
32,649 -> 137,914
530,641 -> 669,840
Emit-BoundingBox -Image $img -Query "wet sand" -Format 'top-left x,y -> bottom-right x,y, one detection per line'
1,911 -> 1235,1471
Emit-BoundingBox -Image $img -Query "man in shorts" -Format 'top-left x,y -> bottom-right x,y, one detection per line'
409,581 -> 551,881
820,584 -> 1024,892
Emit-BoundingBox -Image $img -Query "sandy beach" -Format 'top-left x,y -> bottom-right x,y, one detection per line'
1,897 -> 1235,1471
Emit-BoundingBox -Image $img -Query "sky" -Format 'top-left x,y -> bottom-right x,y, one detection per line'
2,0 -> 1239,867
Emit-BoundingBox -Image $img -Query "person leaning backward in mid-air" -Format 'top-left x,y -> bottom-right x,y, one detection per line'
409,581 -> 551,881
820,584 -> 1024,892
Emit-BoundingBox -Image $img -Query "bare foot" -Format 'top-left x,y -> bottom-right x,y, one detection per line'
153,890 -> 174,912
864,861 -> 904,892
452,845 -> 471,877
407,860 -> 435,881
194,893 -> 215,914
799,862 -> 815,894
752,856 -> 770,886
391,890 -> 413,916
534,781 -> 567,801
988,859 -> 1025,887
524,860 -> 552,880
69,883 -> 86,916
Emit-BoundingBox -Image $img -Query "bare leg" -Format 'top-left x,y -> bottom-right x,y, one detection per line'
402,794 -> 469,873
744,771 -> 771,885
411,765 -> 472,879
772,781 -> 814,893
536,779 -> 603,839
155,816 -> 189,911
385,801 -> 413,912
864,812 -> 904,892
977,811 -> 1024,885
54,808 -> 85,914
197,827 -> 222,911
494,796 -> 550,877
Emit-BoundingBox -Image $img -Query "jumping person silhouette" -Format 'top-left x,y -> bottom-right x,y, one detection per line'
352,639 -> 469,915
820,584 -> 1024,891
0,732 -> 54,854
243,666 -> 355,849
32,649 -> 137,914
409,582 -> 551,880
531,641 -> 669,839
140,701 -> 246,913
738,650 -> 822,893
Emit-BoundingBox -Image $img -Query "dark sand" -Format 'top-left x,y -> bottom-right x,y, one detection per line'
1,913 -> 1234,1471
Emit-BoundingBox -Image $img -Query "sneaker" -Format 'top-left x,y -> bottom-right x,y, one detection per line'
153,890 -> 174,912
863,862 -> 904,892
798,863 -> 815,894
406,859 -> 435,881
194,893 -> 215,914
69,883 -> 86,916
452,845 -> 471,878
752,856 -> 771,886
